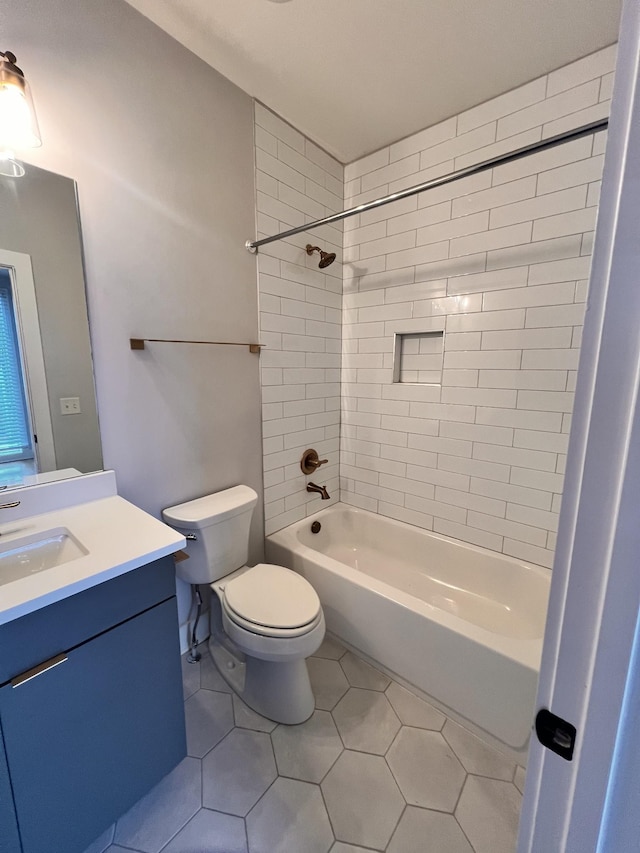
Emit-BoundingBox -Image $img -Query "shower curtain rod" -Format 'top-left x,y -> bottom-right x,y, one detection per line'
245,117 -> 608,253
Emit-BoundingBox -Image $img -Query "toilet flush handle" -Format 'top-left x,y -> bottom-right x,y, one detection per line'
185,533 -> 197,541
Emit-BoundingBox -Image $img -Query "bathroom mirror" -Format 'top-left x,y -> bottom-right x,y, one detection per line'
0,162 -> 102,489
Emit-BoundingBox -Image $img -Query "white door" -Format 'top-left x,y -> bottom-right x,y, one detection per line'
518,2 -> 640,850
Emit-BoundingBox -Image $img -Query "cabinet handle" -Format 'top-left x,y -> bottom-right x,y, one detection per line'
11,653 -> 68,687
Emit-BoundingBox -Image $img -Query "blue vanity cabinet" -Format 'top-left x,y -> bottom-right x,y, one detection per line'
0,722 -> 21,853
0,557 -> 187,853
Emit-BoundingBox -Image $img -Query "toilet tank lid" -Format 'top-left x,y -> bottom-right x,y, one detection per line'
162,485 -> 258,529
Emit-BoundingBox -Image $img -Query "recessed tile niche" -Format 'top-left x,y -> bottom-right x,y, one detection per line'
393,331 -> 444,385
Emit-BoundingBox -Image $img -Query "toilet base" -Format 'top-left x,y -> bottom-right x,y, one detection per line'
243,656 -> 315,724
207,633 -> 315,724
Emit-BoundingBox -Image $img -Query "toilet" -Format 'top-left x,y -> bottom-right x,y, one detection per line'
162,485 -> 325,724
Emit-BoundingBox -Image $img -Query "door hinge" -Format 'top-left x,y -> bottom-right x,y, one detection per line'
535,708 -> 576,761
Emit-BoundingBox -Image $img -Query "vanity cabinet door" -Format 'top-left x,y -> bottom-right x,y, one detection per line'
0,598 -> 186,853
0,723 -> 21,853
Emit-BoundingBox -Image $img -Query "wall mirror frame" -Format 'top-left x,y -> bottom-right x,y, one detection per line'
0,160 -> 102,490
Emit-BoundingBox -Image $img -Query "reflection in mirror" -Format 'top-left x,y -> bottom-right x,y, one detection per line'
0,162 -> 102,489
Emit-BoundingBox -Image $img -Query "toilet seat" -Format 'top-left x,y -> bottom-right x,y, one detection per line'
221,564 -> 321,638
223,605 -> 323,639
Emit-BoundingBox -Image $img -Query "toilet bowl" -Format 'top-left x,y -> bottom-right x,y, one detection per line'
162,486 -> 325,724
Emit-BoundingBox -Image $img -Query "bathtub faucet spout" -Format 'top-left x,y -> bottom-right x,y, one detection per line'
307,482 -> 330,500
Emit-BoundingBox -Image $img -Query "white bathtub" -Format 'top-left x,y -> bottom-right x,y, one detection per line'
266,503 -> 550,752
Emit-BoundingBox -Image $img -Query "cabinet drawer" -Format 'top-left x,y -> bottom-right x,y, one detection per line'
0,597 -> 186,853
0,556 -> 176,685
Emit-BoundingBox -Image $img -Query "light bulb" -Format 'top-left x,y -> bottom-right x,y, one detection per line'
0,82 -> 36,150
0,52 -> 41,158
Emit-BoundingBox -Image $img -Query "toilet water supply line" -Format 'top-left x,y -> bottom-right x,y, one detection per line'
188,585 -> 203,664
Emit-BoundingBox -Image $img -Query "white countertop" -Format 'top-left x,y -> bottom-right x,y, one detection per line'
0,474 -> 185,626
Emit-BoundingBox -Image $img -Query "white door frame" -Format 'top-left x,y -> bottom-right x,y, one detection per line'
518,2 -> 640,850
0,248 -> 56,472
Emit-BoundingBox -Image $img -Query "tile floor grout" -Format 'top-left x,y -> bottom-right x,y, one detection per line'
88,635 -> 523,853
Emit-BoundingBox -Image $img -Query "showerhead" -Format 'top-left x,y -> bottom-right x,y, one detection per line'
318,251 -> 336,268
305,244 -> 336,268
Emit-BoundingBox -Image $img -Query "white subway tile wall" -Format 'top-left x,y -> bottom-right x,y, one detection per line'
255,47 -> 615,560
339,45 -> 616,568
255,103 -> 343,535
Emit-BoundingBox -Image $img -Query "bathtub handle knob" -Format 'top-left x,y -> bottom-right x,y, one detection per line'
301,448 -> 329,474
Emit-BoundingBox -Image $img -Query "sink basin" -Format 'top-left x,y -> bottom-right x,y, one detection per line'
0,528 -> 88,586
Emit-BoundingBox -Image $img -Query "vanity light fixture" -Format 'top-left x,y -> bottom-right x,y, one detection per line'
0,51 -> 41,178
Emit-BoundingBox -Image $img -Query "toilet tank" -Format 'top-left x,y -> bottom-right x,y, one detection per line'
162,486 -> 258,585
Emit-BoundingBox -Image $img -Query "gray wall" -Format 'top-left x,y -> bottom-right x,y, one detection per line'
2,0 -> 264,629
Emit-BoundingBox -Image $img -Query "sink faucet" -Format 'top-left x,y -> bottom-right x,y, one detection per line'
0,500 -> 20,531
307,482 -> 330,500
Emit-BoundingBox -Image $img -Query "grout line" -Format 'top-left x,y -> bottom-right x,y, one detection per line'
242,814 -> 249,853
453,791 -> 478,852
384,802 -> 407,852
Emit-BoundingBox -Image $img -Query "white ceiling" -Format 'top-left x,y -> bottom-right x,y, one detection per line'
124,0 -> 621,164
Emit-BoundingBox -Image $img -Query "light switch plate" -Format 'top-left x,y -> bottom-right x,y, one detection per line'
60,397 -> 81,415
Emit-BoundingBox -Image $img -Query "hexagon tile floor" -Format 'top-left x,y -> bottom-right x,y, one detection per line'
84,636 -> 525,853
